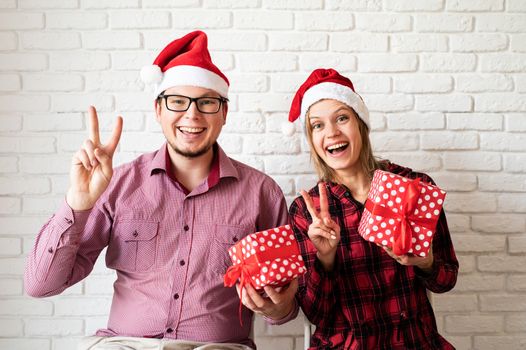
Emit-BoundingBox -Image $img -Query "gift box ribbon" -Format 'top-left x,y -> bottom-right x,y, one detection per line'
364,177 -> 436,256
223,239 -> 300,325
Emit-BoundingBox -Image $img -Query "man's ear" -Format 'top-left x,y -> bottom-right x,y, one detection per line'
222,102 -> 228,124
155,99 -> 161,123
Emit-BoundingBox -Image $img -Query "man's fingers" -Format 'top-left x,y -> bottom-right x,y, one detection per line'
88,106 -> 101,145
74,149 -> 92,171
244,284 -> 266,309
82,139 -> 98,167
94,148 -> 113,181
300,189 -> 319,220
105,116 -> 123,156
263,279 -> 298,304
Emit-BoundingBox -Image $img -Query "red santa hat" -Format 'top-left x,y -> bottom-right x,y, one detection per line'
140,30 -> 229,98
283,68 -> 369,136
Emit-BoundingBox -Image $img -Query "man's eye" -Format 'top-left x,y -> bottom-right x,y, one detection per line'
169,98 -> 187,105
199,99 -> 218,106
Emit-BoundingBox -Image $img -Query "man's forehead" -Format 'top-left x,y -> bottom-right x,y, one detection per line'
163,85 -> 221,97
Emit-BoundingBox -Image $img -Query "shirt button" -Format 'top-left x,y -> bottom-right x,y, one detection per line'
179,260 -> 185,266
132,230 -> 138,237
166,328 -> 173,333
232,236 -> 238,242
64,217 -> 73,224
400,311 -> 407,319
173,293 -> 179,300
183,225 -> 189,231
47,247 -> 53,253
344,192 -> 351,198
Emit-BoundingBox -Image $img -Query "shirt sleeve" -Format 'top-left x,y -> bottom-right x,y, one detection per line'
412,172 -> 459,293
289,197 -> 338,326
262,298 -> 299,326
415,208 -> 459,293
257,183 -> 289,229
24,199 -> 112,297
257,181 -> 294,325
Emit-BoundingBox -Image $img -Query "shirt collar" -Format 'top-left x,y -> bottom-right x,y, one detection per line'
150,143 -> 239,193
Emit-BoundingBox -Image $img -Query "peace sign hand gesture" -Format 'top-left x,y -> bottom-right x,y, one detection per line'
300,182 -> 341,271
66,106 -> 123,211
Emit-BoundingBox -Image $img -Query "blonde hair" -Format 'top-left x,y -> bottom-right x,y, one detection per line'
304,102 -> 386,183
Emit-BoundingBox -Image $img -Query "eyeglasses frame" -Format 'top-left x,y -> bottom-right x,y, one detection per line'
157,93 -> 229,114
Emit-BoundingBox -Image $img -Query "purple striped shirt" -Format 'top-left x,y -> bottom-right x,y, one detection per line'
25,143 -> 288,348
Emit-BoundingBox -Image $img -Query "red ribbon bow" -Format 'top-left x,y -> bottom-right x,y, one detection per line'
223,233 -> 301,325
365,177 -> 435,256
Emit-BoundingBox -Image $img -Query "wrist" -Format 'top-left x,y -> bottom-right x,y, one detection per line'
266,300 -> 294,321
417,257 -> 434,274
66,189 -> 94,211
317,251 -> 336,272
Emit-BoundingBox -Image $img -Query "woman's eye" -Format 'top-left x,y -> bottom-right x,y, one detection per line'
311,123 -> 321,130
337,115 -> 349,123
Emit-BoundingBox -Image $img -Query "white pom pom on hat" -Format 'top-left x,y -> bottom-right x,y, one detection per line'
140,30 -> 229,98
281,121 -> 295,136
282,68 -> 370,135
140,65 -> 163,85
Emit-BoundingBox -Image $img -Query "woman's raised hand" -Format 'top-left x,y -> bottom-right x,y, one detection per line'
66,106 -> 123,211
300,183 -> 341,270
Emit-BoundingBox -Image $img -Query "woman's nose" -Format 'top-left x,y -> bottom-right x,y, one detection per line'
325,123 -> 340,137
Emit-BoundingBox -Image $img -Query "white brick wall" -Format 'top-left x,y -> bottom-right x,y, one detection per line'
1,2 -> 525,350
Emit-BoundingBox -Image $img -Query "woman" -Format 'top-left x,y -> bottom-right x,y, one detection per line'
287,68 -> 458,349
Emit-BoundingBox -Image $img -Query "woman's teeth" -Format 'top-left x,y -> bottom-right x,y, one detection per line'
327,143 -> 348,154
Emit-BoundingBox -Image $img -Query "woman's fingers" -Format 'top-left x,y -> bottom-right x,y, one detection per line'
312,218 -> 336,237
309,218 -> 336,241
318,182 -> 329,217
300,189 -> 319,221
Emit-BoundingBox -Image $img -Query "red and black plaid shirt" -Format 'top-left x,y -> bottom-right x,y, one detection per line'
290,163 -> 458,350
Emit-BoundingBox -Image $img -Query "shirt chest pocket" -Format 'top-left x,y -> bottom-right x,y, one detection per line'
106,220 -> 160,273
208,224 -> 251,276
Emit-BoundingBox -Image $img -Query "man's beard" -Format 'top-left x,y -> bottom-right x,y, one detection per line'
168,140 -> 213,159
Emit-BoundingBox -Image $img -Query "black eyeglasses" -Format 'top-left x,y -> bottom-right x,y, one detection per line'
158,94 -> 228,114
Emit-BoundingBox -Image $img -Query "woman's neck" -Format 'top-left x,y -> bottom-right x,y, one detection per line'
334,168 -> 371,203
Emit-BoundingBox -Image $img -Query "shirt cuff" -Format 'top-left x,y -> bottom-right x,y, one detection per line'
262,298 -> 299,325
54,198 -> 91,233
415,258 -> 439,280
313,254 -> 338,278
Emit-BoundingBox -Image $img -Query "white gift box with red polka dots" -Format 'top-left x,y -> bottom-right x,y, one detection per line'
358,170 -> 446,257
224,225 -> 306,290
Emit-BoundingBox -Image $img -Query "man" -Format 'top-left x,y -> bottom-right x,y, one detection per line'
24,31 -> 298,350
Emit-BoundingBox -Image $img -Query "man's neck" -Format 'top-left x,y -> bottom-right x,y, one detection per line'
168,147 -> 215,192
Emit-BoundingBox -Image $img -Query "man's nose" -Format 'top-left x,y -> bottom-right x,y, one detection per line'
184,100 -> 201,118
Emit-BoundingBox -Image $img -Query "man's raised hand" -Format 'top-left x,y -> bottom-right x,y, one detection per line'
66,106 -> 123,210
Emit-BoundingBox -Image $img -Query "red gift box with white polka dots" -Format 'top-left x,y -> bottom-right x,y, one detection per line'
224,225 -> 306,290
358,170 -> 446,257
